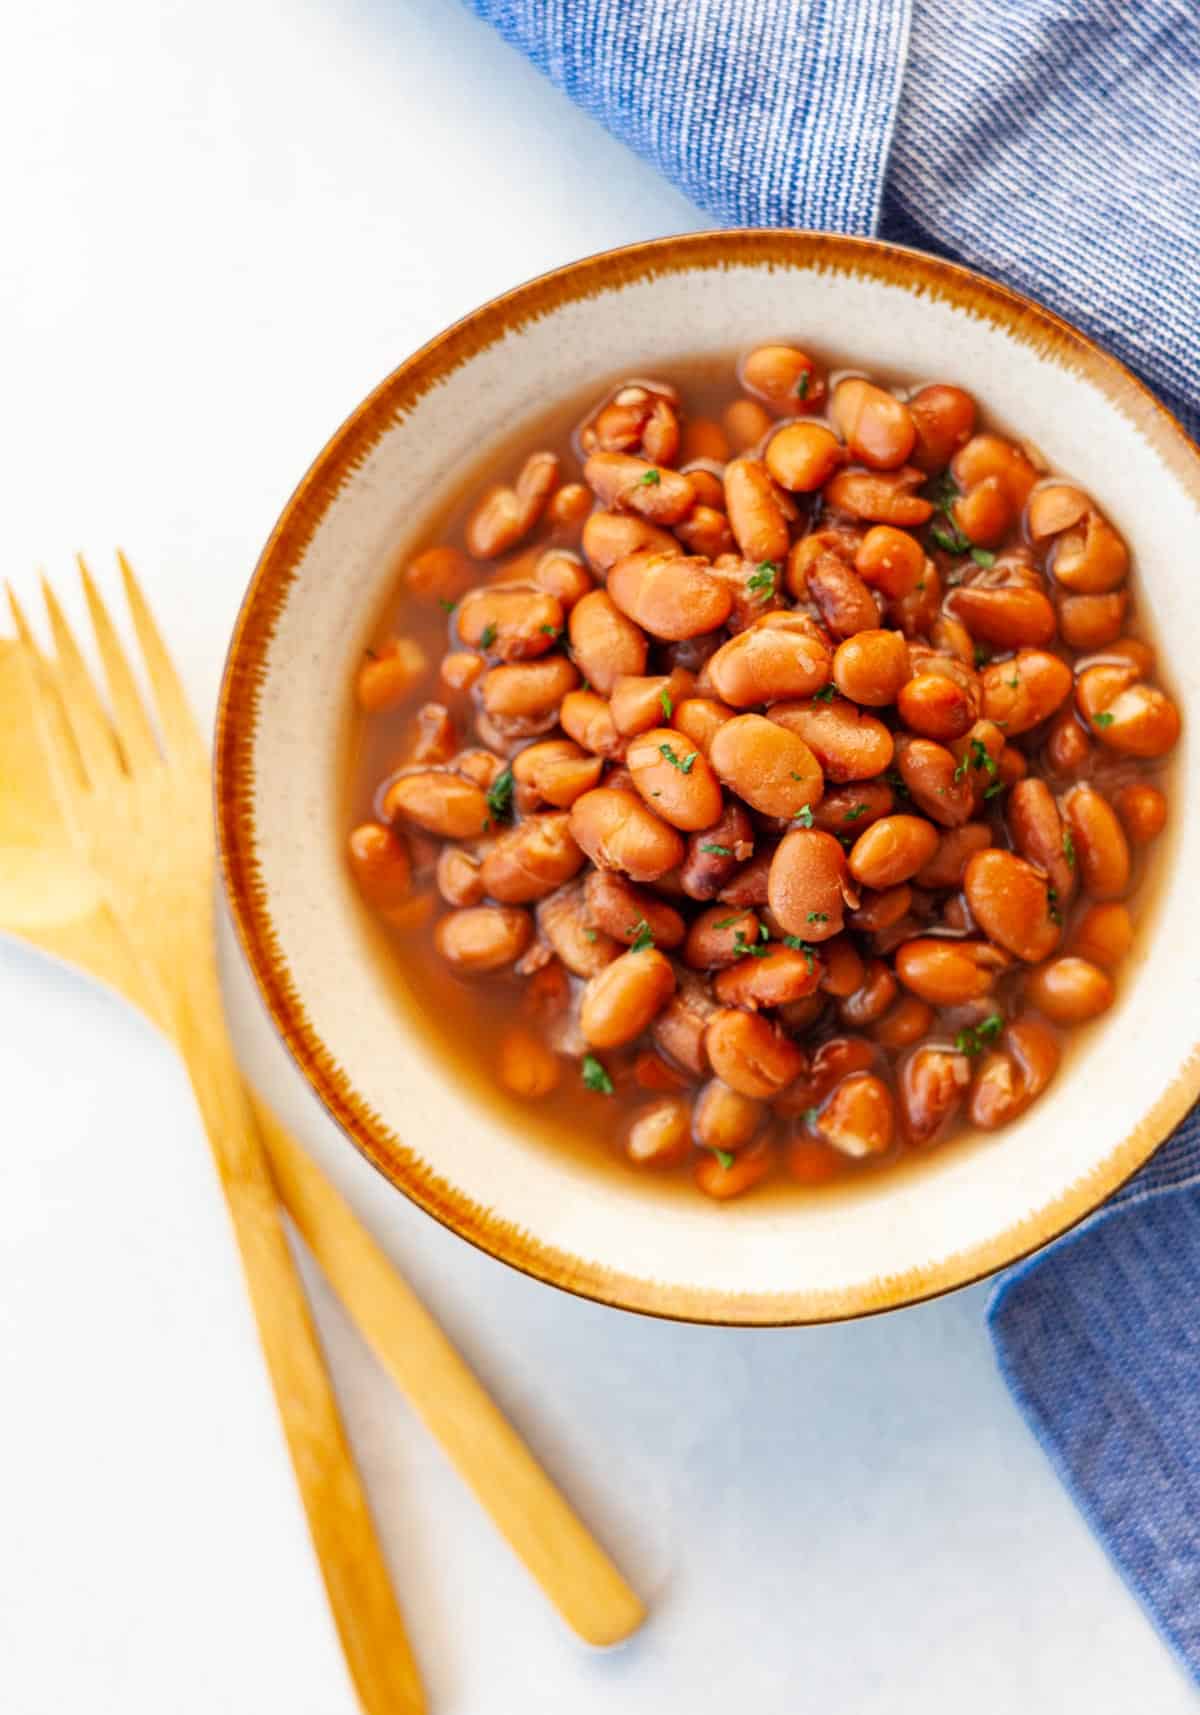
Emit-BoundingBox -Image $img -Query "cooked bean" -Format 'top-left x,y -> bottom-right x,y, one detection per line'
457,585 -> 564,661
715,946 -> 823,1008
583,451 -> 695,524
538,881 -> 621,976
784,1137 -> 844,1184
1074,662 -> 1181,757
948,585 -> 1057,649
1051,510 -> 1129,594
694,1133 -> 774,1199
963,847 -> 1060,962
848,815 -> 939,889
383,769 -> 489,839
683,469 -> 727,509
348,822 -> 412,916
675,505 -> 736,558
581,510 -> 680,574
1026,957 -> 1114,1025
815,1070 -> 895,1156
1070,901 -> 1134,968
839,959 -> 898,1028
1045,704 -> 1092,775
579,946 -> 676,1048
705,1009 -> 806,1098
1063,785 -> 1131,901
512,739 -> 604,810
634,1052 -> 693,1092
723,397 -> 773,451
642,397 -> 681,463
559,689 -> 623,758
847,884 -> 913,933
980,649 -> 1072,734
707,615 -> 832,706
406,544 -> 475,603
812,781 -> 895,836
569,787 -> 685,881
709,713 -> 824,820
831,378 -> 916,470
680,417 -> 731,462
404,702 -> 459,767
693,1078 -> 766,1154
673,696 -> 735,757
898,666 -> 979,742
718,846 -> 775,907
767,829 -> 850,941
481,656 -> 579,722
770,698 -> 893,782
950,435 -> 1038,542
832,629 -> 909,706
607,548 -> 733,641
969,1016 -> 1060,1129
546,482 -> 592,539
479,812 -> 585,903
814,933 -> 865,998
806,554 -> 880,639
466,450 -> 558,559
609,668 -> 696,737
652,972 -> 716,1076
1058,589 -> 1128,650
872,994 -> 935,1049
567,589 -> 646,693
679,800 -> 755,901
742,344 -> 823,410
498,1027 -> 561,1098
1113,782 -> 1167,846
356,637 -> 427,712
435,905 -> 532,971
765,422 -> 844,491
441,651 -> 485,693
724,458 -> 790,562
1007,778 -> 1076,906
825,465 -> 934,526
625,1098 -> 693,1168
889,559 -> 942,638
895,736 -> 975,827
900,1047 -> 971,1144
684,904 -> 762,969
584,869 -> 686,951
1027,483 -> 1089,540
894,938 -> 1006,1005
853,526 -> 925,600
436,845 -> 484,908
624,726 -> 725,831
909,384 -> 977,473
782,1035 -> 877,1112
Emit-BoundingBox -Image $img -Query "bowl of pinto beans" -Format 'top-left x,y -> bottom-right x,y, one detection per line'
216,231 -> 1197,1324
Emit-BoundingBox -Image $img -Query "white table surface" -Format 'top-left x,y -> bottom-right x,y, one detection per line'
1,3 -> 1193,1711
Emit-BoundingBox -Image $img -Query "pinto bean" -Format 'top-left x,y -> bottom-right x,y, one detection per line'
1007,778 -> 1076,905
694,1134 -> 774,1199
980,649 -> 1072,734
812,781 -> 895,836
948,585 -> 1057,649
684,904 -> 762,969
872,994 -> 935,1049
709,713 -> 824,820
441,651 -> 485,693
898,667 -> 979,743
894,736 -> 976,827
436,845 -> 484,908
560,690 -> 622,758
652,972 -> 716,1076
718,846 -> 775,907
581,510 -> 680,574
466,451 -> 558,559
824,465 -> 934,526
831,379 -> 916,470
435,905 -> 533,971
583,451 -> 695,524
383,769 -> 490,839
705,1008 -> 806,1098
909,384 -> 977,473
817,933 -> 867,997
839,959 -> 899,1028
497,1027 -> 561,1098
481,656 -> 579,722
815,1071 -> 895,1156
770,698 -> 892,782
625,1098 -> 693,1169
406,543 -> 476,604
706,615 -> 832,706
671,696 -> 734,758
847,884 -> 912,933
607,548 -> 733,641
479,812 -> 585,903
680,418 -> 731,464
723,397 -> 774,451
1113,782 -> 1167,846
457,585 -> 564,661
969,1017 -> 1060,1129
679,800 -> 755,900
784,1137 -> 845,1184
1026,957 -> 1114,1025
545,482 -> 592,539
579,946 -> 676,1048
832,629 -> 909,706
625,726 -> 724,831
1051,510 -> 1129,594
963,847 -> 1061,961
767,829 -> 851,941
742,344 -> 823,410
683,468 -> 726,510
537,882 -> 621,976
765,422 -> 844,491
899,1047 -> 971,1143
348,822 -> 412,916
715,945 -> 824,1009
567,589 -> 647,693
894,938 -> 1006,1005
806,555 -> 881,639
1062,785 -> 1131,901
1045,705 -> 1091,775
1028,483 -> 1089,540
608,668 -> 697,737
1074,662 -> 1181,757
1057,590 -> 1128,650
848,815 -> 939,889
853,526 -> 925,599
950,435 -> 1038,542
356,637 -> 427,712
675,505 -> 737,558
724,458 -> 790,562
582,871 -> 685,954
1070,901 -> 1134,968
569,787 -> 685,881
511,740 -> 604,811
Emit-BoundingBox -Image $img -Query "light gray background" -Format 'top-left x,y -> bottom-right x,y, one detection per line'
1,2 -> 1192,1709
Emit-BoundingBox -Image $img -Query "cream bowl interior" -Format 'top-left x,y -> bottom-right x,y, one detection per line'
217,232 -> 1200,1324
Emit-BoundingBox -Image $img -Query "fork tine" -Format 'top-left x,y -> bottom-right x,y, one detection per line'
6,583 -> 94,821
116,549 -> 207,766
37,575 -> 125,789
77,555 -> 160,775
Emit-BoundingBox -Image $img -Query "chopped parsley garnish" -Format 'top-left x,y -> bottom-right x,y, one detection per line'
884,766 -> 911,800
931,522 -> 972,555
1093,711 -> 1115,728
971,548 -> 997,568
914,580 -> 926,591
713,913 -> 747,930
796,371 -> 811,400
782,936 -> 817,971
1063,829 -> 1076,867
628,919 -> 655,953
659,742 -> 698,773
437,599 -> 456,614
712,1148 -> 735,1171
844,803 -> 869,823
926,470 -> 959,513
747,561 -> 778,600
480,622 -> 497,648
732,922 -> 772,960
583,928 -> 598,943
973,642 -> 991,668
639,467 -> 661,486
955,1014 -> 1004,1057
701,843 -> 732,856
540,624 -> 560,637
1047,886 -> 1063,925
812,684 -> 837,703
954,737 -> 998,783
806,911 -> 828,924
983,779 -> 1006,798
659,688 -> 674,720
485,766 -> 514,823
793,804 -> 815,828
1007,673 -> 1020,690
802,1106 -> 821,1127
581,1054 -> 614,1095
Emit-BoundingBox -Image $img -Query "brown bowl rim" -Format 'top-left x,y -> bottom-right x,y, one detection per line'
215,228 -> 1200,1326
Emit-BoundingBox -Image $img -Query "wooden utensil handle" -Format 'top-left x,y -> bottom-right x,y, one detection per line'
175,959 -> 424,1715
257,1107 -> 646,1648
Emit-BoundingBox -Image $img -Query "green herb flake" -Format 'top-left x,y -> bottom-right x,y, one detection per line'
806,911 -> 829,924
844,803 -> 869,823
1008,673 -> 1020,691
712,1148 -> 735,1171
812,684 -> 837,703
1063,829 -> 1076,867
437,599 -> 456,615
581,1054 -> 614,1095
639,468 -> 662,487
583,928 -> 598,943
983,779 -> 1006,799
659,742 -> 698,774
955,1013 -> 1005,1058
1093,711 -> 1115,728
914,580 -> 926,592
733,929 -> 771,960
485,767 -> 515,823
747,561 -> 778,600
802,1105 -> 821,1127
926,471 -> 960,513
701,842 -> 732,856
540,624 -> 560,638
628,919 -> 655,953
930,523 -> 971,555
713,913 -> 747,930
793,804 -> 815,828
781,936 -> 816,972
796,371 -> 811,400
971,548 -> 997,568
659,688 -> 674,720
363,645 -> 380,660
1047,886 -> 1063,926
480,622 -> 498,648
974,642 -> 991,668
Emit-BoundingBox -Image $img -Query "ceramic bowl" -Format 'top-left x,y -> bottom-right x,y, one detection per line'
216,230 -> 1200,1325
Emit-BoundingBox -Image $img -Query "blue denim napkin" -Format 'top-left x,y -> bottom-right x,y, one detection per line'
468,0 -> 1200,1677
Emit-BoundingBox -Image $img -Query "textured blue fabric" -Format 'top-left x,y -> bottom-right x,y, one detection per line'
467,0 -> 1200,1679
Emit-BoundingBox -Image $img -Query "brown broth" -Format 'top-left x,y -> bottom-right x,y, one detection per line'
342,349 -> 1177,1202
